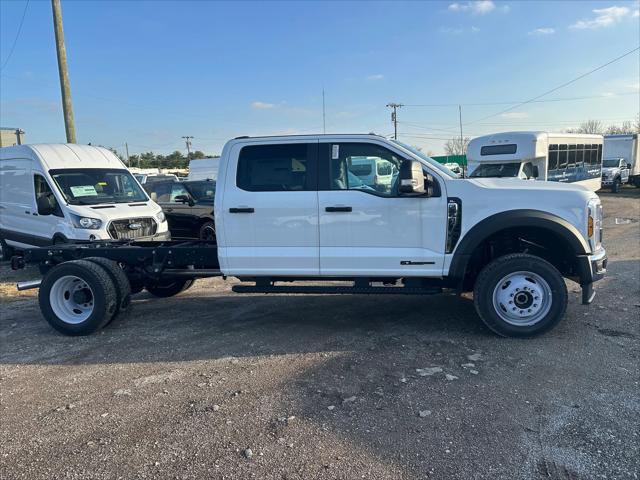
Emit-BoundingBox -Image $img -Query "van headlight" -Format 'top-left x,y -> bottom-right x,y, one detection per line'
156,211 -> 166,223
587,198 -> 602,251
70,213 -> 102,230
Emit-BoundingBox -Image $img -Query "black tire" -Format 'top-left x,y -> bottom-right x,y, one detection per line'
611,177 -> 621,193
38,260 -> 118,336
145,279 -> 194,298
199,220 -> 216,242
84,257 -> 132,322
473,253 -> 568,338
0,238 -> 14,261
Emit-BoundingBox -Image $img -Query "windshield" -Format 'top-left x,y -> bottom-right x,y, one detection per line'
602,159 -> 621,168
391,140 -> 458,179
470,163 -> 521,178
50,168 -> 149,205
184,180 -> 216,201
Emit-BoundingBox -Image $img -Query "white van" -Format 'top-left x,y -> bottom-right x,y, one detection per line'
0,144 -> 170,259
188,158 -> 220,181
348,156 -> 396,193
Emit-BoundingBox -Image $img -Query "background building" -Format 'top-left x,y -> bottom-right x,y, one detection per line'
0,128 -> 26,147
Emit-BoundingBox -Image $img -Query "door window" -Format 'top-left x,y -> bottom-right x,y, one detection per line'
237,143 -> 313,191
170,183 -> 190,202
34,174 -> 62,217
330,143 -> 404,197
147,182 -> 172,202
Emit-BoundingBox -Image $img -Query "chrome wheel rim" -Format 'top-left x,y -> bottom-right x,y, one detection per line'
492,271 -> 552,326
49,275 -> 95,324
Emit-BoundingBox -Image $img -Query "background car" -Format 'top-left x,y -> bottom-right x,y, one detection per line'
144,179 -> 216,241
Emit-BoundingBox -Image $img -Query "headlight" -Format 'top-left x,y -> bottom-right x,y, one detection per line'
156,211 -> 166,223
587,198 -> 602,251
70,213 -> 102,230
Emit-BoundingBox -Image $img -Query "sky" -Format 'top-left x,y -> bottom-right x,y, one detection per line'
1,0 -> 639,157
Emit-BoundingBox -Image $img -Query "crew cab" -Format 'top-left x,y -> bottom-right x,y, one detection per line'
12,135 -> 607,338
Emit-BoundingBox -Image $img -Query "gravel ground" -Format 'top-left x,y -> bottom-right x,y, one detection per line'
1,190 -> 639,480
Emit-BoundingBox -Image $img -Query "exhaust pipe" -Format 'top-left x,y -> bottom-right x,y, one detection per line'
16,280 -> 42,291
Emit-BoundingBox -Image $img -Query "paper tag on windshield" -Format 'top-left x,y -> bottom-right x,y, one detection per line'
332,145 -> 339,160
70,185 -> 97,197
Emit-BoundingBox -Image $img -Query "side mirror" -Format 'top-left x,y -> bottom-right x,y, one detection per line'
37,194 -> 55,216
627,164 -> 632,170
174,194 -> 194,205
399,160 -> 425,195
532,166 -> 539,179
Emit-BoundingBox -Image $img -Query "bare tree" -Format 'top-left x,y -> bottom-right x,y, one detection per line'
605,121 -> 635,135
566,119 -> 604,134
444,136 -> 470,156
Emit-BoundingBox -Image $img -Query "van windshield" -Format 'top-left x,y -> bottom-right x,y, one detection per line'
50,168 -> 148,205
470,163 -> 521,178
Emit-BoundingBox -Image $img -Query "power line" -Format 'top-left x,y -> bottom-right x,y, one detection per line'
402,91 -> 639,107
465,46 -> 640,126
0,0 -> 30,71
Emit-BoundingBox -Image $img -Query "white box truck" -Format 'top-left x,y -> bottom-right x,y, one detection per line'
12,135 -> 606,338
602,134 -> 640,188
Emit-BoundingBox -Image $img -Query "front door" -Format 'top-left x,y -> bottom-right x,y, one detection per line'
220,141 -> 319,276
318,141 -> 447,277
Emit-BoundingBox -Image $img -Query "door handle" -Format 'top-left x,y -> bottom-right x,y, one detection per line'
24,210 -> 31,215
325,206 -> 352,212
229,207 -> 254,213
165,208 -> 173,212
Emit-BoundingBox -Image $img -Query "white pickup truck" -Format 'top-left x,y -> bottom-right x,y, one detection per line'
13,135 -> 607,338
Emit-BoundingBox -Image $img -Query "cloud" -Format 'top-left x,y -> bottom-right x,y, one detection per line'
500,112 -> 529,119
570,5 -> 634,29
440,25 -> 480,34
448,1 -> 508,14
627,81 -> 640,91
528,27 -> 555,35
250,101 -> 275,110
366,74 -> 384,81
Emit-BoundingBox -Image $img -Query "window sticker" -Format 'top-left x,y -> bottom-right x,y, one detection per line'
70,185 -> 98,197
332,144 -> 339,160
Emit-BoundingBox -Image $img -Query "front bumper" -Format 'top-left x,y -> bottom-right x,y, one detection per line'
578,247 -> 607,304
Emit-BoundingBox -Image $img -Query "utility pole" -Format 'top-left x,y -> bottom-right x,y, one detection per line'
182,136 -> 193,160
51,0 -> 76,143
322,88 -> 326,134
386,103 -> 403,140
125,142 -> 130,167
458,104 -> 465,177
15,128 -> 25,145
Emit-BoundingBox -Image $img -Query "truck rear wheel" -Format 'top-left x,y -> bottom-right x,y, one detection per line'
85,257 -> 132,323
145,279 -> 194,298
473,253 -> 567,337
39,260 -> 117,336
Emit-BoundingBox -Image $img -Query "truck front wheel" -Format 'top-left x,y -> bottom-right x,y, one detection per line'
611,177 -> 621,193
39,260 -> 118,336
473,253 -> 567,337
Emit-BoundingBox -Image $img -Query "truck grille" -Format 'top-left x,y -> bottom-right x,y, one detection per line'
108,218 -> 157,240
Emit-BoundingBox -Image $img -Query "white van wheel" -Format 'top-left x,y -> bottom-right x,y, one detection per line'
0,238 -> 14,261
49,275 -> 95,324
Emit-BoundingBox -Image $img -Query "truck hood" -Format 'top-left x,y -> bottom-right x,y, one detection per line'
466,177 -> 592,193
66,202 -> 162,222
601,167 -> 619,176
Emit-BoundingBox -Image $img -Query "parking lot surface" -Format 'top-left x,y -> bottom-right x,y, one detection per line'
1,190 -> 639,480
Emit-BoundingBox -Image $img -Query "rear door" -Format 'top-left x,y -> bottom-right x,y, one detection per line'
220,141 -> 319,276
318,141 -> 447,277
